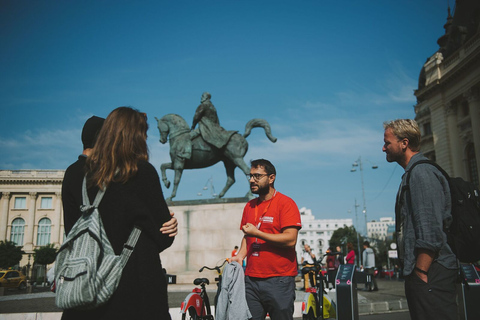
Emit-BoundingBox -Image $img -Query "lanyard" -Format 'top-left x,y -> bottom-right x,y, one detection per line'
253,191 -> 276,242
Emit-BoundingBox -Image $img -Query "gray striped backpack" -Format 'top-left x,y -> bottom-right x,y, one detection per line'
54,177 -> 141,310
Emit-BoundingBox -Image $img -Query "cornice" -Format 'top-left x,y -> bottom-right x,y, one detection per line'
0,179 -> 63,185
415,33 -> 480,102
0,170 -> 65,185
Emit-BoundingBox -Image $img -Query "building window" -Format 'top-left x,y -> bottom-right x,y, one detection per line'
466,143 -> 479,187
423,122 -> 432,136
40,197 -> 53,209
14,197 -> 26,209
36,218 -> 51,246
10,218 -> 25,246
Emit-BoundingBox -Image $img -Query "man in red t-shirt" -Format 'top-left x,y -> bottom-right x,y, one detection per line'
231,159 -> 301,320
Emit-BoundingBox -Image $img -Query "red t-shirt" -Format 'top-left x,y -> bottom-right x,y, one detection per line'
240,192 -> 302,278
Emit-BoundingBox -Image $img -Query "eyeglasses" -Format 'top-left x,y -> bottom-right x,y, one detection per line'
246,173 -> 270,181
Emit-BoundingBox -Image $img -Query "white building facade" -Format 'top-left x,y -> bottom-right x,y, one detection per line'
366,217 -> 395,241
296,207 -> 353,263
0,170 -> 65,279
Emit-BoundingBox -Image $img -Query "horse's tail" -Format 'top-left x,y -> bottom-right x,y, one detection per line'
243,119 -> 277,143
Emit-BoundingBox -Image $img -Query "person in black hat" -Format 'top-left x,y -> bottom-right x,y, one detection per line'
81,115 -> 105,155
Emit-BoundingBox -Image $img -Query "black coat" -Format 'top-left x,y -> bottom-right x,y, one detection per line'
61,157 -> 174,319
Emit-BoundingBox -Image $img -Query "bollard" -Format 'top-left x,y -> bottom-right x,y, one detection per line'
457,263 -> 480,320
335,264 -> 359,320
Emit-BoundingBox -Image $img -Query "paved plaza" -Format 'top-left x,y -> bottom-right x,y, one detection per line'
0,278 -> 408,319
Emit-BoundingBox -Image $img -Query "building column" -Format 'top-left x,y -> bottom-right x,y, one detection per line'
0,192 -> 11,241
53,192 -> 62,246
446,103 -> 464,178
465,89 -> 480,180
24,192 -> 37,252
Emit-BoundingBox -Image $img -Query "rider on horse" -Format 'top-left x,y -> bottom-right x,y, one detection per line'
191,92 -> 237,149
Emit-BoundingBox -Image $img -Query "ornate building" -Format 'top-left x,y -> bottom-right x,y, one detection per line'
414,0 -> 480,186
366,217 -> 394,241
0,170 -> 64,277
296,207 -> 353,262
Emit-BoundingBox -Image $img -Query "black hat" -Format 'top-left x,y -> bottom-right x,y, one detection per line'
81,116 -> 105,150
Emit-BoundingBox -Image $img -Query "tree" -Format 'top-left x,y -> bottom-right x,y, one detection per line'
0,241 -> 24,269
33,244 -> 57,284
329,225 -> 364,257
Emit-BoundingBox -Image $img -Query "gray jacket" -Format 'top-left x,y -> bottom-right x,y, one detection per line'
215,261 -> 251,320
362,247 -> 375,269
395,153 -> 457,276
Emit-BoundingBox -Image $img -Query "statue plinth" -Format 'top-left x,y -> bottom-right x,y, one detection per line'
161,197 -> 251,284
166,196 -> 251,207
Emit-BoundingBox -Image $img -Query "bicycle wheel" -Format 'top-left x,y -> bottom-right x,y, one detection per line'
182,306 -> 199,320
302,308 -> 315,320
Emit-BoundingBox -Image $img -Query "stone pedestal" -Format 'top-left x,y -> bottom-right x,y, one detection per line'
160,197 -> 249,284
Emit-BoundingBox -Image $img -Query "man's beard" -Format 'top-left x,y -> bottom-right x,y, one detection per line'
252,183 -> 269,195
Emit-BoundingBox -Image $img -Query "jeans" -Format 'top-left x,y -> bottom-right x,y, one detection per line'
245,276 -> 295,320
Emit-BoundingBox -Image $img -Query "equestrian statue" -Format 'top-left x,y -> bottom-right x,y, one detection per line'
155,92 -> 277,201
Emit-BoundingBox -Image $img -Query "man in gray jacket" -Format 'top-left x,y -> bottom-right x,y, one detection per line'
361,241 -> 378,291
383,119 -> 458,320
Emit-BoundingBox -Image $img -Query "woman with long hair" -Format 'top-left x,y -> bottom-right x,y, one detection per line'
345,242 -> 356,265
61,107 -> 174,319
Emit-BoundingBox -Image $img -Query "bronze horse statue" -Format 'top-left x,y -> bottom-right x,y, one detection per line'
155,114 -> 277,201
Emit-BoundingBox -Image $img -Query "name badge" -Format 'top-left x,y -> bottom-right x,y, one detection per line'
252,243 -> 261,256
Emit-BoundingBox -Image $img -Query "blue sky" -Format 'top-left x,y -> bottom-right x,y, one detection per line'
0,0 -> 451,234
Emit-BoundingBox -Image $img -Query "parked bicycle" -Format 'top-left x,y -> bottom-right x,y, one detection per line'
301,260 -> 336,320
180,259 -> 228,320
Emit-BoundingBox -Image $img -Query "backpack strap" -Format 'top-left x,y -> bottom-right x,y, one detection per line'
80,176 -> 106,213
79,175 -> 142,267
119,226 -> 142,268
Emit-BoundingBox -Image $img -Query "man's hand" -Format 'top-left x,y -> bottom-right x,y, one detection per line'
414,269 -> 428,283
160,212 -> 178,237
242,223 -> 259,237
230,255 -> 243,264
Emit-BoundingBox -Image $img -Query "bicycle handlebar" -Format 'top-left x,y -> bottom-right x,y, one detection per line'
199,259 -> 228,273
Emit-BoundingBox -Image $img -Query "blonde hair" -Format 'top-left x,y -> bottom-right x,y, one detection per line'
86,107 -> 149,189
383,119 -> 421,152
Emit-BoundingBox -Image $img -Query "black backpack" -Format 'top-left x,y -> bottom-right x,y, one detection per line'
406,160 -> 480,263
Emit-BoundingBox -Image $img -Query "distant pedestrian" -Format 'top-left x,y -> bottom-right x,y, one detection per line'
301,244 -> 316,290
361,241 -> 378,291
326,247 -> 336,289
231,246 -> 239,257
383,119 -> 458,320
345,242 -> 355,265
335,245 -> 344,268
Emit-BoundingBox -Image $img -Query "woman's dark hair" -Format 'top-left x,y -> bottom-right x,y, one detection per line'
86,107 -> 149,189
347,242 -> 354,251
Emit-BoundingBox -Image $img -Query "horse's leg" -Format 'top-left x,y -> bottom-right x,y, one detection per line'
160,162 -> 173,189
218,160 -> 236,198
223,135 -> 254,198
168,168 -> 184,201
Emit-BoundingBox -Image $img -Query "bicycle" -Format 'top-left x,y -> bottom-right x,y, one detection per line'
180,259 -> 228,320
301,261 -> 336,320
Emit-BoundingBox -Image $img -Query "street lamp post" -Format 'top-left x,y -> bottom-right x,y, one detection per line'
351,156 -> 378,237
354,200 -> 362,267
